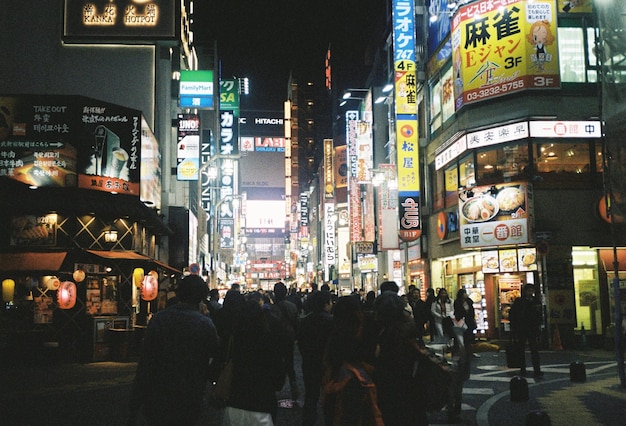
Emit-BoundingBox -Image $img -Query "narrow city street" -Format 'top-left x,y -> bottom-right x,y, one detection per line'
1,345 -> 624,425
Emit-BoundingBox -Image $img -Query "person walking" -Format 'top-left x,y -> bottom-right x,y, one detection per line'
270,281 -> 300,403
425,287 -> 436,342
374,291 -> 428,425
297,290 -> 333,426
128,274 -> 219,426
431,288 -> 454,343
223,297 -> 287,425
509,283 -> 544,377
321,296 -> 383,426
448,288 -> 477,423
408,285 -> 429,346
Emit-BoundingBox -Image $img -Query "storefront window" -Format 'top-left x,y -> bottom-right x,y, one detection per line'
534,141 -> 594,173
572,248 -> 600,334
475,143 -> 528,185
432,165 -> 444,210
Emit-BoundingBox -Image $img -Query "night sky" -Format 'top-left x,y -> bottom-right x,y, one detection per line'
194,0 -> 382,110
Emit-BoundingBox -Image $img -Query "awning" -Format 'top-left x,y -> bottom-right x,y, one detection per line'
598,248 -> 626,271
0,252 -> 67,272
86,250 -> 180,274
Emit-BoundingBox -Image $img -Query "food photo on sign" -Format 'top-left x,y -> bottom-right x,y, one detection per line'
458,182 -> 532,248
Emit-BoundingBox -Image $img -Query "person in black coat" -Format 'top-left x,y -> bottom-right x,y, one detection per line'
128,275 -> 219,426
297,290 -> 333,426
509,283 -> 544,377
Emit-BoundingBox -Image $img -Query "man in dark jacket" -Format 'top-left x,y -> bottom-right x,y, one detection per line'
297,290 -> 333,426
271,281 -> 300,403
128,274 -> 220,425
408,285 -> 429,346
509,283 -> 544,377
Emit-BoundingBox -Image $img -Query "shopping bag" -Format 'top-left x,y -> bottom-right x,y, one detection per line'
505,341 -> 524,368
209,359 -> 233,407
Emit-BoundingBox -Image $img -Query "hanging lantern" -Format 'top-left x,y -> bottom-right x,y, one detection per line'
148,270 -> 159,281
45,276 -> 60,291
133,268 -> 145,288
57,281 -> 77,309
141,274 -> 158,301
2,279 -> 15,303
72,269 -> 86,283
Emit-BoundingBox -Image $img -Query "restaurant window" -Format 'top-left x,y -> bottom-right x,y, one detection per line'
534,141 -> 594,173
475,143 -> 529,185
595,140 -> 604,172
459,154 -> 475,188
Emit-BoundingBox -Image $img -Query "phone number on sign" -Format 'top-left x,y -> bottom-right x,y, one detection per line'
465,80 -> 525,102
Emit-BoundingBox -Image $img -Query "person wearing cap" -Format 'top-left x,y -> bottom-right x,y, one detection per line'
128,274 -> 219,425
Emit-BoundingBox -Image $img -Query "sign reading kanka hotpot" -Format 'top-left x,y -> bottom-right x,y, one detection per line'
458,182 -> 534,248
452,0 -> 559,110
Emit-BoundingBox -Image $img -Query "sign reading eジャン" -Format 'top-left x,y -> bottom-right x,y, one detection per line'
452,0 -> 560,110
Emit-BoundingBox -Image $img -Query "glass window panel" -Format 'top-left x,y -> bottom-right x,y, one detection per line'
586,27 -> 598,83
430,79 -> 442,133
558,27 -> 585,83
444,164 -> 458,206
535,142 -> 592,173
459,154 -> 475,188
441,66 -> 455,123
476,144 -> 528,183
595,141 -> 603,172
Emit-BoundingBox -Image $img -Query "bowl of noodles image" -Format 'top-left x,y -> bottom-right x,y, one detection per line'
461,196 -> 499,223
496,186 -> 525,212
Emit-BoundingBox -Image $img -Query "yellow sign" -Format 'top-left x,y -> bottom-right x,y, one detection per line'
452,0 -> 559,109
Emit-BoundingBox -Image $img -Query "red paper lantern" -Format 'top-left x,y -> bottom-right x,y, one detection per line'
141,274 -> 158,301
57,281 -> 77,309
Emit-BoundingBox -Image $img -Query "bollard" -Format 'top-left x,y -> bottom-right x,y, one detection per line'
510,375 -> 529,401
525,410 -> 552,425
570,361 -> 586,382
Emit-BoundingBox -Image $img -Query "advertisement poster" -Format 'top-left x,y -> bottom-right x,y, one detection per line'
0,95 -> 142,195
452,0 -> 559,110
459,182 -> 534,248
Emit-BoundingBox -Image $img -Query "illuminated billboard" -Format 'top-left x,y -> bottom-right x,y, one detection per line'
0,94 -> 142,195
63,0 -> 176,41
452,0 -> 560,110
179,70 -> 214,109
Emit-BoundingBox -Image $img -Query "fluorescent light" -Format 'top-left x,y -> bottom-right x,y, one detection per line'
382,84 -> 393,93
375,96 -> 387,104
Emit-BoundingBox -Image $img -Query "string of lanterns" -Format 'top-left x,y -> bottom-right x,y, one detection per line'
2,267 -> 161,310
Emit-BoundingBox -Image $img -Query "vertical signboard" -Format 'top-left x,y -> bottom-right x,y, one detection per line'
324,203 -> 336,280
176,114 -> 200,181
346,110 -> 362,243
452,0 -> 559,110
393,0 -> 421,242
219,79 -> 240,156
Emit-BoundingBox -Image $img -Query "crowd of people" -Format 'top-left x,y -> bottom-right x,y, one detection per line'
128,276 -> 479,425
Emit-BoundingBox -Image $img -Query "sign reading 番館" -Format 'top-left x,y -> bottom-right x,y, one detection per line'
458,182 -> 535,248
452,0 -> 559,110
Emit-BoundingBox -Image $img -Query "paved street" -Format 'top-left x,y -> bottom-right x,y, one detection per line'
1,346 -> 625,425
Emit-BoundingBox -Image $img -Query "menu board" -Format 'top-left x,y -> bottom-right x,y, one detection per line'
481,247 -> 537,273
